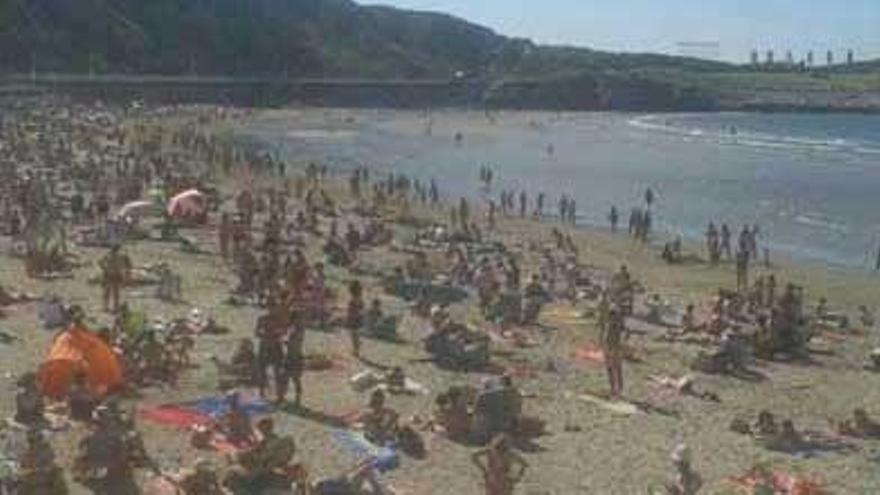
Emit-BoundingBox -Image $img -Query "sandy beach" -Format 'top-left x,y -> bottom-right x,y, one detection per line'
2,104 -> 880,494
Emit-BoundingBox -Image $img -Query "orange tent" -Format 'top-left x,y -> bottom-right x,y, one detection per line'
38,328 -> 124,399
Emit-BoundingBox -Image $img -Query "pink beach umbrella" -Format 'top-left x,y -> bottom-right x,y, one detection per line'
167,189 -> 207,218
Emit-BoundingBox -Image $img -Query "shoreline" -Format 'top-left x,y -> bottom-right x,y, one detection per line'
234,106 -> 880,274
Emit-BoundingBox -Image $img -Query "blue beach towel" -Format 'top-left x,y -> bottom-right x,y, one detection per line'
331,429 -> 399,473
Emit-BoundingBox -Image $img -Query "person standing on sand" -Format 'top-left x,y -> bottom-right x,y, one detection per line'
559,195 -> 568,223
600,308 -> 625,398
766,274 -> 777,309
720,224 -> 732,261
284,313 -> 306,408
706,223 -> 719,265
346,280 -> 365,358
471,433 -> 528,495
218,212 -> 231,260
519,190 -> 527,219
535,192 -> 545,218
99,244 -> 131,313
459,198 -> 470,227
736,249 -> 750,294
255,301 -> 289,403
609,206 -> 619,232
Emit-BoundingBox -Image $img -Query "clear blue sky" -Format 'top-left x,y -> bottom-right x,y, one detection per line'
360,0 -> 880,63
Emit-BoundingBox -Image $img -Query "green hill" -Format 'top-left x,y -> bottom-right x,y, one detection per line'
0,0 -> 735,77
1,0 -> 878,110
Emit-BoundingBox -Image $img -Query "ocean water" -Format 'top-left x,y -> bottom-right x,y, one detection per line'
240,110 -> 880,269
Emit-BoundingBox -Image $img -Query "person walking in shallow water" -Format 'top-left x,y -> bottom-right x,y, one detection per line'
609,206 -> 619,232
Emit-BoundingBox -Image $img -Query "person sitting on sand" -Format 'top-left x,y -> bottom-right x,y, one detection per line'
680,305 -> 698,334
73,405 -> 134,481
471,433 -> 528,495
731,410 -> 779,439
474,376 -> 522,441
67,370 -> 99,422
753,410 -> 779,439
356,389 -> 400,447
0,284 -> 29,307
307,458 -> 391,495
14,372 -> 45,426
406,252 -> 431,281
168,458 -> 225,495
218,392 -> 256,446
382,366 -> 408,394
323,233 -> 351,267
365,298 -> 397,340
225,417 -> 298,492
522,275 -> 550,324
765,419 -> 805,453
18,429 -> 68,494
859,305 -> 875,328
835,409 -> 880,439
214,338 -> 259,389
434,387 -> 473,441
664,443 -> 702,495
137,328 -> 169,384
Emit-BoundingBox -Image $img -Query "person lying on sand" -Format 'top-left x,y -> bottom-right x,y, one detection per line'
834,409 -> 880,439
648,375 -> 720,402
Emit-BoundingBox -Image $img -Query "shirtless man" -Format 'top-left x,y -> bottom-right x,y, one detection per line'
99,244 -> 132,313
255,302 -> 289,402
471,433 -> 528,495
285,314 -> 306,407
218,212 -> 232,260
346,280 -> 365,358
600,308 -> 625,398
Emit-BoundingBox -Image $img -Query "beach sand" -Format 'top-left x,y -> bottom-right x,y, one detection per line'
2,107 -> 879,494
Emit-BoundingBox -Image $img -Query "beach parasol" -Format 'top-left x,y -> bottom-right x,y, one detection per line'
115,200 -> 155,220
167,189 -> 207,218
